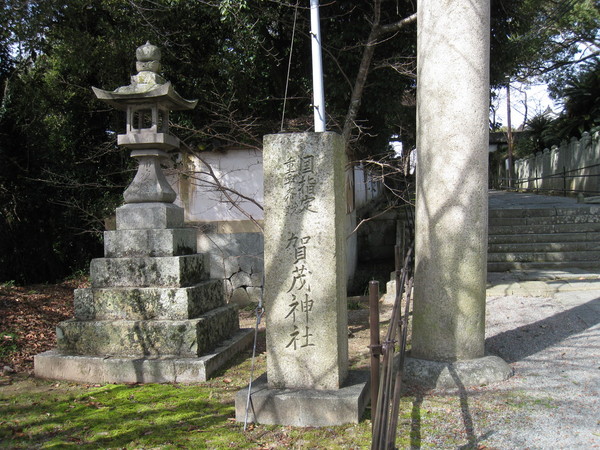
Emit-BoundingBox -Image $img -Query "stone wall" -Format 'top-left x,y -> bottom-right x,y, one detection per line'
514,132 -> 600,195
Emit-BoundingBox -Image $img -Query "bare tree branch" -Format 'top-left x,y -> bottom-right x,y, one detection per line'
378,12 -> 417,36
341,3 -> 416,156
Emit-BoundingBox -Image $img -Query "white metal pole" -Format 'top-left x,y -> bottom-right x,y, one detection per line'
310,0 -> 326,132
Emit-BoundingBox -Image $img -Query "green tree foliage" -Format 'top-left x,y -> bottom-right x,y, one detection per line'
490,0 -> 599,86
1,0 -> 595,282
513,112 -> 558,157
555,58 -> 600,136
515,58 -> 599,157
0,0 -> 419,283
0,1 -> 135,283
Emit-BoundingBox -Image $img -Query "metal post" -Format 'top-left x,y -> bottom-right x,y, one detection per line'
506,80 -> 514,189
310,0 -> 326,132
369,280 -> 381,418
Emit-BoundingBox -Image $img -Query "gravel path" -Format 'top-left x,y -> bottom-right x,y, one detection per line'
482,289 -> 600,448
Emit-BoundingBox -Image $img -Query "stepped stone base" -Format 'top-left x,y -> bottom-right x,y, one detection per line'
104,228 -> 197,257
90,254 -> 208,288
116,203 -> 184,230
56,305 -> 239,357
74,281 -> 223,321
235,371 -> 370,427
35,328 -> 254,384
35,194 -> 250,384
403,355 -> 513,389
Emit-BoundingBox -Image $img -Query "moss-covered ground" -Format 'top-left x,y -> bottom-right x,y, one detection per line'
0,277 -> 558,448
0,349 -> 549,449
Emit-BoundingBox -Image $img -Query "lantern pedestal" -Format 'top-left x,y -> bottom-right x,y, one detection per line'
124,150 -> 177,204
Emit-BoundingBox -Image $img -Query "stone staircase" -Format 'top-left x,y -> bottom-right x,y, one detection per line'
488,205 -> 600,272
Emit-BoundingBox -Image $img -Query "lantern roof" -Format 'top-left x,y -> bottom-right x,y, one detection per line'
92,41 -> 197,111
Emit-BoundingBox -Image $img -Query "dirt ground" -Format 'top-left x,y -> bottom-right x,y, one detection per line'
0,278 -> 85,374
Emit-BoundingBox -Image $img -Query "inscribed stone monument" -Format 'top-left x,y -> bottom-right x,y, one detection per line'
235,132 -> 368,427
263,132 -> 348,390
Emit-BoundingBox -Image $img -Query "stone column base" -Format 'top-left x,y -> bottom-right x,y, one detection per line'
235,370 -> 370,427
403,355 -> 513,390
34,328 -> 253,384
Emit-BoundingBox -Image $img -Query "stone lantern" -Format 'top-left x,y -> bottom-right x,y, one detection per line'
34,42 -> 252,385
92,41 -> 197,204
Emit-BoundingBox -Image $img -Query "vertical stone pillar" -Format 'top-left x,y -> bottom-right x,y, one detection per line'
235,132 -> 368,427
412,0 -> 491,362
264,132 -> 348,390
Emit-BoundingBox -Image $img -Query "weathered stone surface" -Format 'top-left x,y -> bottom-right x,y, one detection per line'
35,328 -> 254,384
118,133 -> 179,151
90,254 -> 208,288
246,287 -> 263,304
197,232 -> 264,280
57,305 -> 238,357
403,355 -> 513,389
412,0 -> 491,362
230,287 -> 252,306
235,371 -> 369,427
230,270 -> 254,288
74,280 -> 223,320
263,132 -> 348,390
123,150 -> 177,203
104,228 -> 197,257
116,202 -> 184,230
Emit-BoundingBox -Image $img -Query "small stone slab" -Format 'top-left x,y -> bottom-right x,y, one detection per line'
57,305 -> 238,357
90,254 -> 208,288
74,280 -> 223,320
116,202 -> 184,230
235,370 -> 370,427
35,328 -> 254,384
104,228 -> 197,257
583,196 -> 600,204
403,355 -> 513,389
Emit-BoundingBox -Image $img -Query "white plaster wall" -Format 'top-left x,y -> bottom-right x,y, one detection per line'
167,147 -> 391,290
353,163 -> 383,210
176,148 -> 264,222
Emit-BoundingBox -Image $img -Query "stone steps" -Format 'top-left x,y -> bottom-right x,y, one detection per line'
489,222 -> 600,235
488,205 -> 600,219
488,206 -> 600,272
488,241 -> 600,253
489,231 -> 600,244
488,250 -> 600,262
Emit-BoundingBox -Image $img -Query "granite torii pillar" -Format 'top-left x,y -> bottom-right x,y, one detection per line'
407,0 -> 512,387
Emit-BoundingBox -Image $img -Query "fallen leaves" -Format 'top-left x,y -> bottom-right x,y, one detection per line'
0,278 -> 86,372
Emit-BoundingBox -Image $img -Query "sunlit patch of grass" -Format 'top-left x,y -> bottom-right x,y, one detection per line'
0,377 -> 377,449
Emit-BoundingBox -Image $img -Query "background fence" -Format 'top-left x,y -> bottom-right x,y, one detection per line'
503,131 -> 600,196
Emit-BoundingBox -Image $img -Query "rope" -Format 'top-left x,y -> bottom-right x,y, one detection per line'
280,1 -> 300,132
243,275 -> 265,431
